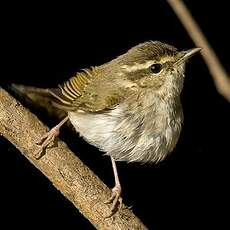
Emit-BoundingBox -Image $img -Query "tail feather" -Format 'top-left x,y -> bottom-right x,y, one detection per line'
11,84 -> 76,111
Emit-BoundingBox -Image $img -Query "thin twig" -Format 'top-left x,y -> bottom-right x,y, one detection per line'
168,0 -> 230,102
0,87 -> 147,230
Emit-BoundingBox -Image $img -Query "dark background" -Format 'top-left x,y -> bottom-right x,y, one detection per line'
1,1 -> 229,229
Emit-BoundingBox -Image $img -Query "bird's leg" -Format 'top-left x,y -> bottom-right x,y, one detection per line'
34,116 -> 69,159
105,156 -> 122,215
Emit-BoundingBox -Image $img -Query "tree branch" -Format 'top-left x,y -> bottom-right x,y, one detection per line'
168,0 -> 230,102
0,87 -> 147,230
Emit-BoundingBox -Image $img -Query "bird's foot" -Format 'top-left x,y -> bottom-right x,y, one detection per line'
34,126 -> 60,159
34,117 -> 68,159
105,185 -> 122,217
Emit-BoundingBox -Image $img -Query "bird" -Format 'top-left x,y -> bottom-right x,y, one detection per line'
34,41 -> 201,214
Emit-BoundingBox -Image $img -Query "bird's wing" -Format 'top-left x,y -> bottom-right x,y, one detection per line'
49,69 -> 91,110
49,68 -> 124,112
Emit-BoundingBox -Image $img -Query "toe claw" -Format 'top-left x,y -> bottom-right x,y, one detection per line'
33,147 -> 44,159
34,128 -> 59,159
105,186 -> 122,216
104,192 -> 116,204
33,117 -> 68,159
35,133 -> 49,145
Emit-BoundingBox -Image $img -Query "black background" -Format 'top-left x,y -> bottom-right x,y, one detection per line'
1,1 -> 229,229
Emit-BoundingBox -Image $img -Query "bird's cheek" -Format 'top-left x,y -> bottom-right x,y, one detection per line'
138,79 -> 149,88
138,77 -> 165,89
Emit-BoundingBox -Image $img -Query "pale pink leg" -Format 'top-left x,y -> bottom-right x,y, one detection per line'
34,116 -> 69,159
105,156 -> 122,215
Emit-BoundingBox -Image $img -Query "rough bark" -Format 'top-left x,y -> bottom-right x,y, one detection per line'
0,87 -> 147,230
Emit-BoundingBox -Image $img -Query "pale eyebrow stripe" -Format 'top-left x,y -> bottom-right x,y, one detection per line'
121,60 -> 156,72
121,57 -> 173,72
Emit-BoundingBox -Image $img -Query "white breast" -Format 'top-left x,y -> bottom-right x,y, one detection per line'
68,97 -> 183,164
68,110 -> 119,149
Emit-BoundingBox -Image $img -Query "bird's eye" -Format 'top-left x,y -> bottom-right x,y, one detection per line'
150,64 -> 162,74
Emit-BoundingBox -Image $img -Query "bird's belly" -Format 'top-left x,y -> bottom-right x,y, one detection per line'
68,108 -> 182,163
68,111 -> 117,149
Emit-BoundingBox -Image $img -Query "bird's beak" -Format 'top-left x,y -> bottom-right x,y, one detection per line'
173,48 -> 201,66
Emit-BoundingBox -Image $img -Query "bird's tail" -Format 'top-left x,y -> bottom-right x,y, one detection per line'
11,84 -> 70,116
